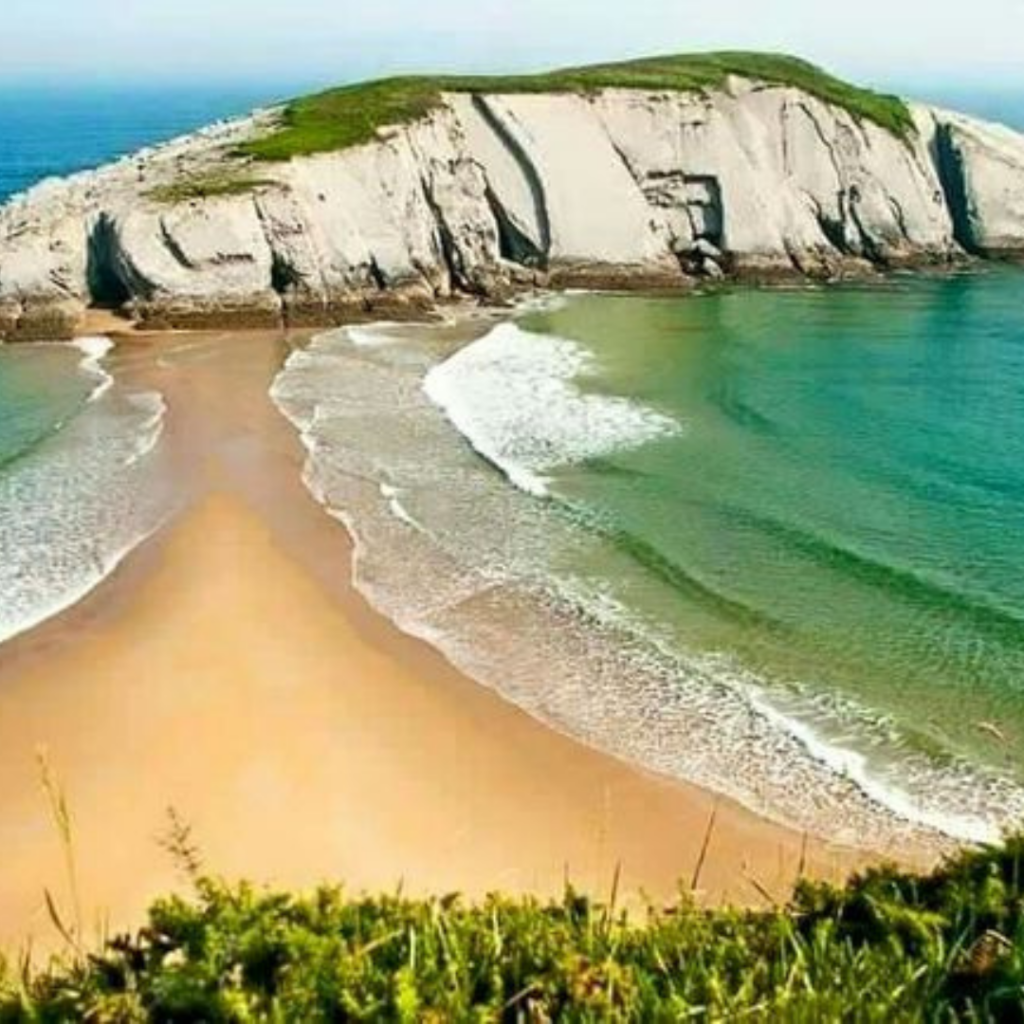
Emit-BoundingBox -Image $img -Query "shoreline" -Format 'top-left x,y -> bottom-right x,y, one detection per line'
11,254 -> 1006,347
64,259 -> 1004,340
0,325 -> 890,951
276,309 -> 998,853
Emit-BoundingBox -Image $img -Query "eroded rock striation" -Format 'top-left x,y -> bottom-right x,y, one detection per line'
2,77 -> 1024,339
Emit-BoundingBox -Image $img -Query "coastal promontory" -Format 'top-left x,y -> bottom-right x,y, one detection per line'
2,52 -> 1024,339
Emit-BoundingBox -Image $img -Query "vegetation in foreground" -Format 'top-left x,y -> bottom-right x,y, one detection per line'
1,835 -> 1022,1021
238,51 -> 914,162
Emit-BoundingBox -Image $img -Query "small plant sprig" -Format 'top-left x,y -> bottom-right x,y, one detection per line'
36,748 -> 83,955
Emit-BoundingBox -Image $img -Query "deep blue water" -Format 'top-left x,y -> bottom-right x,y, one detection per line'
0,84 -> 303,203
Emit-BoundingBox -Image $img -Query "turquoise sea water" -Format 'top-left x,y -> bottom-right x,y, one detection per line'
275,269 -> 1024,849
523,273 -> 1024,745
0,345 -> 94,465
519,272 -> 1024,795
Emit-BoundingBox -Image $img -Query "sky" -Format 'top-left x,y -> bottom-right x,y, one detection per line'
3,0 -> 1024,96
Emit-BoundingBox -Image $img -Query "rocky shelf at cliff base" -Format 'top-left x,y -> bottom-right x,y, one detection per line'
2,53 -> 1024,340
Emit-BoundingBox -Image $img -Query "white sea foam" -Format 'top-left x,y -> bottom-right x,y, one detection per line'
423,323 -> 680,497
379,482 -> 425,531
746,689 -> 1001,844
0,339 -> 170,647
347,325 -> 406,348
512,292 -> 572,315
71,336 -> 116,402
124,392 -> 168,466
0,513 -> 167,649
554,569 -> 1019,846
71,336 -> 115,362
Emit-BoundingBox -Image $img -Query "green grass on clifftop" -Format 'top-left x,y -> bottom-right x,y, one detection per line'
238,51 -> 915,162
2,836 -> 1022,1020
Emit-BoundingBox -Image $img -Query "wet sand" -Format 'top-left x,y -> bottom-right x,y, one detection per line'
0,328 -> 877,951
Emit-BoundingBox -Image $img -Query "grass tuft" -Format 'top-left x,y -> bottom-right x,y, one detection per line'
146,173 -> 282,204
238,51 -> 915,162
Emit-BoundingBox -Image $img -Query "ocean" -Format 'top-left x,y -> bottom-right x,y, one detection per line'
2,82 -> 1024,845
273,269 -> 1024,849
0,83 -> 296,204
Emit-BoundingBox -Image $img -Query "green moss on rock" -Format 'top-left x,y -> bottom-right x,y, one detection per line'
147,173 -> 282,204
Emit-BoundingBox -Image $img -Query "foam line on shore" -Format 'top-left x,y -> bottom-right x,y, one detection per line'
72,336 -> 115,402
746,689 -> 1000,845
0,338 -> 170,648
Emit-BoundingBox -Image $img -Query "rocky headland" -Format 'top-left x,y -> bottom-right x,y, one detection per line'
2,53 -> 1024,340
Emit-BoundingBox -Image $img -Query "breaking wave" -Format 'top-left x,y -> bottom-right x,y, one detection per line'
423,323 -> 680,497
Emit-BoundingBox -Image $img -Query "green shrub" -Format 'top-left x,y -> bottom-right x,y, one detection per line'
2,836 -> 1022,1020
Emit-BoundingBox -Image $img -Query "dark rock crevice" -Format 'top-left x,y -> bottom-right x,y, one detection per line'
606,138 -> 645,188
845,186 -> 882,263
682,174 -> 725,251
888,195 -> 912,244
366,255 -> 388,291
484,185 -> 546,268
932,122 -> 979,253
798,102 -> 845,182
782,240 -> 810,276
809,193 -> 851,254
86,213 -> 132,308
158,219 -> 198,272
418,175 -> 474,295
470,95 -> 552,258
779,103 -> 794,178
269,250 -> 302,297
250,195 -> 316,325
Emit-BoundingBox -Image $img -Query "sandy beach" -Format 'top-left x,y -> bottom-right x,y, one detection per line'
0,326 -> 876,952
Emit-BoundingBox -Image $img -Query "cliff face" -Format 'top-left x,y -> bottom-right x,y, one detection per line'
2,78 -> 1024,340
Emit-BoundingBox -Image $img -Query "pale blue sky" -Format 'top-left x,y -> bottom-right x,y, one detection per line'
4,0 -> 1023,93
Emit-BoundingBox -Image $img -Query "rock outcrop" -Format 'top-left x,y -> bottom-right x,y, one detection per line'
2,77 -> 1024,339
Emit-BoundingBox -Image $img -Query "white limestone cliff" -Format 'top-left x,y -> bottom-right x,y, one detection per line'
2,78 -> 1024,340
